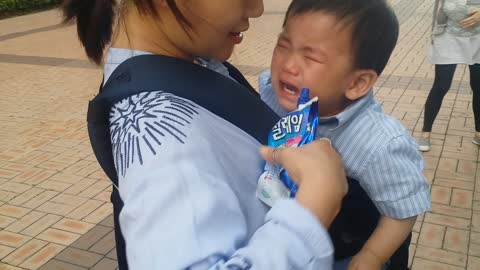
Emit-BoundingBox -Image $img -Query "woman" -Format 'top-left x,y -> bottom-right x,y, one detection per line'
419,0 -> 480,151
63,0 -> 348,269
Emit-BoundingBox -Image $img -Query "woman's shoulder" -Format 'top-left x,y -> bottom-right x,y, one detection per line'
108,90 -> 263,184
109,90 -> 204,145
108,91 -> 206,173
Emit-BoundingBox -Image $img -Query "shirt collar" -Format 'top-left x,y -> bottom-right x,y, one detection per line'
319,90 -> 375,130
196,58 -> 231,78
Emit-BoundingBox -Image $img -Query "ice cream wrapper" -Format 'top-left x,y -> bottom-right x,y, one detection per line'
257,88 -> 319,207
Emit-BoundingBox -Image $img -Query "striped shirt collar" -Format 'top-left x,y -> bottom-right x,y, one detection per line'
318,90 -> 375,131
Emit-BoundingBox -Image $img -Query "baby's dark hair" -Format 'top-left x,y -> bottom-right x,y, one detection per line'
284,0 -> 399,75
62,0 -> 189,64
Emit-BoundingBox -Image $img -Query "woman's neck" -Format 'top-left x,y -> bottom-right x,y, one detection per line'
112,10 -> 194,62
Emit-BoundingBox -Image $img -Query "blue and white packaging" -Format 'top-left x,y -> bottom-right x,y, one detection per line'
257,88 -> 319,207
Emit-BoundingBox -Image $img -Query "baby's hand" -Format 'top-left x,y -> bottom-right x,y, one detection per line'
348,249 -> 383,270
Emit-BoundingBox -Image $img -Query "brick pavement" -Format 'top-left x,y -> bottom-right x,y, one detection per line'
0,0 -> 478,269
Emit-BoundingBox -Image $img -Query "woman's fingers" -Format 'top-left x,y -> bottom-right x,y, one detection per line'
259,139 -> 342,186
259,138 -> 333,166
259,146 -> 282,164
259,140 -> 348,227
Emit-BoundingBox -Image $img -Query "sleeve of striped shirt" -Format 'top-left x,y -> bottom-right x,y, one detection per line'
361,135 -> 431,219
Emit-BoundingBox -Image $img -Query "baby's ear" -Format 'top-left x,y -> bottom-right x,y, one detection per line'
345,69 -> 378,101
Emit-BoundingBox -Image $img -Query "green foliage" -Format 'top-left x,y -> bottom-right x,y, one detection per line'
0,0 -> 61,18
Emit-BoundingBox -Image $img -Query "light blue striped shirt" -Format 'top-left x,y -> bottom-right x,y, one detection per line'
259,71 -> 431,219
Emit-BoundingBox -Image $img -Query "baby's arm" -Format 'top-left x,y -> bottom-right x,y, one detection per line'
348,215 -> 416,270
349,134 -> 431,270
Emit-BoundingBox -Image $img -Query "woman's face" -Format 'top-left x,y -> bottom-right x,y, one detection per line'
163,0 -> 264,61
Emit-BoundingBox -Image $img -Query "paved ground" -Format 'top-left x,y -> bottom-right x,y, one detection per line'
0,0 -> 479,269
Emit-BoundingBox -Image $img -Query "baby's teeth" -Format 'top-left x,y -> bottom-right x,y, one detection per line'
284,86 -> 295,94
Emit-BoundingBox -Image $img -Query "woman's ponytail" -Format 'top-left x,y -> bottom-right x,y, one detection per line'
63,0 -> 116,64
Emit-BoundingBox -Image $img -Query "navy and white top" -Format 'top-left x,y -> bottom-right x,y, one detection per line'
104,48 -> 334,270
260,71 -> 431,220
429,0 -> 480,64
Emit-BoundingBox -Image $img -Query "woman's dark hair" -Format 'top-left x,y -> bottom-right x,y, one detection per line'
284,0 -> 399,75
63,0 -> 190,64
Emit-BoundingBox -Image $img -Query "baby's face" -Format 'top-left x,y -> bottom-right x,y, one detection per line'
270,11 -> 357,116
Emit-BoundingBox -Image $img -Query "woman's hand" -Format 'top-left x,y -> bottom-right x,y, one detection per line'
461,8 -> 480,28
259,139 -> 348,228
